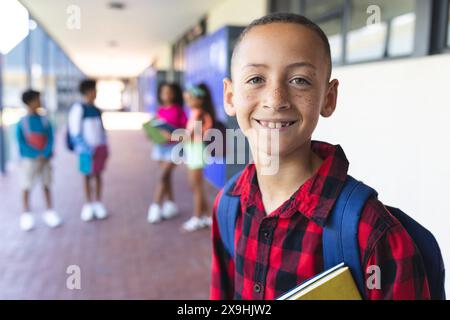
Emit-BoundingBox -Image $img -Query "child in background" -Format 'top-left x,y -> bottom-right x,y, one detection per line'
181,84 -> 215,232
147,82 -> 187,224
16,89 -> 62,231
68,79 -> 109,222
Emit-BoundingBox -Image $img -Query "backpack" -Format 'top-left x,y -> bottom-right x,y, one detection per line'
21,116 -> 49,151
66,103 -> 87,151
217,171 -> 446,300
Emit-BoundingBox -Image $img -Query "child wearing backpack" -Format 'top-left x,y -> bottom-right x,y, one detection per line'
68,79 -> 109,222
210,13 -> 437,300
16,90 -> 62,231
180,84 -> 215,232
147,82 -> 187,224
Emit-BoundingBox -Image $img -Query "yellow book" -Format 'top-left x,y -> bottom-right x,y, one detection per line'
277,263 -> 362,300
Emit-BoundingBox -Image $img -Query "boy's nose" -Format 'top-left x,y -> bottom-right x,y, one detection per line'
263,87 -> 290,111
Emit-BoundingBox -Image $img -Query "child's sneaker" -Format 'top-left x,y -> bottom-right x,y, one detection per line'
81,203 -> 94,222
92,202 -> 108,220
20,212 -> 35,231
181,216 -> 206,232
42,210 -> 62,228
147,203 -> 162,224
161,200 -> 179,220
200,215 -> 212,228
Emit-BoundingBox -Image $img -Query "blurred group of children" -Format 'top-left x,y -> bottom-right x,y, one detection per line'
147,82 -> 217,233
16,79 -> 108,231
16,79 -> 216,233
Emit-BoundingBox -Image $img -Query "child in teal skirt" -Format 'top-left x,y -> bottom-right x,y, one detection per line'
181,84 -> 216,232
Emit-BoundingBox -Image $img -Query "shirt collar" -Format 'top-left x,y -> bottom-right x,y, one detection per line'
229,141 -> 350,226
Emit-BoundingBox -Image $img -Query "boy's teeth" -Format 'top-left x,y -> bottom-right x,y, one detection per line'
258,120 -> 294,128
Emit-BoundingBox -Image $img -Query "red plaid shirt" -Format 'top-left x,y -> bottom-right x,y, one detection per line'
210,141 -> 430,300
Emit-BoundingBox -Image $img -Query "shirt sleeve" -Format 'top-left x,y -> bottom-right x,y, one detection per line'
68,103 -> 90,154
68,103 -> 82,137
16,121 -> 29,158
358,199 -> 430,300
210,189 -> 235,300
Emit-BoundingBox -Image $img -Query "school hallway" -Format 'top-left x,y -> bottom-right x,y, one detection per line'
0,113 -> 216,299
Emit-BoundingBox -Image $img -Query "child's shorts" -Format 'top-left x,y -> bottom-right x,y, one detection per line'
79,145 -> 108,176
151,143 -> 177,163
184,142 -> 208,170
20,158 -> 52,190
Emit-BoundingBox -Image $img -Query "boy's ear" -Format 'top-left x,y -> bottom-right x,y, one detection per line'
223,78 -> 236,117
320,79 -> 339,118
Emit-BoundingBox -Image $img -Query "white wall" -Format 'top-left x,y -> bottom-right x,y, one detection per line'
207,0 -> 268,34
153,44 -> 172,70
315,53 -> 450,296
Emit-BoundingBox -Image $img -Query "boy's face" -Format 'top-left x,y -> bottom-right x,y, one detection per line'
28,96 -> 41,113
84,88 -> 97,103
224,23 -> 339,157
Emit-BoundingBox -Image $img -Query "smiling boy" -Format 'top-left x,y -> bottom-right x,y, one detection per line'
210,13 -> 430,300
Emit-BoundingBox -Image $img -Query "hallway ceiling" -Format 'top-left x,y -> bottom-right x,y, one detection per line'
20,0 -> 222,78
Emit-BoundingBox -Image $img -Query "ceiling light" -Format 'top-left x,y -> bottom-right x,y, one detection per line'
108,2 -> 126,10
0,0 -> 30,54
29,19 -> 37,31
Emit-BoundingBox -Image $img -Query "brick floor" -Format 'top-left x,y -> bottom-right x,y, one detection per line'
0,125 -> 218,299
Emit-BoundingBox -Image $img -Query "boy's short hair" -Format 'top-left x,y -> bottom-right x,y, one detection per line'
22,89 -> 40,106
232,12 -> 332,80
79,79 -> 97,95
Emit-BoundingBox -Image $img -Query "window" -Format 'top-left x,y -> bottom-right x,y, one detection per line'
303,0 -> 345,64
319,18 -> 343,64
304,0 -> 344,19
388,12 -> 415,57
29,24 -> 46,91
3,37 -> 27,109
346,0 -> 415,63
270,0 -> 450,62
447,2 -> 450,47
1,16 -> 84,169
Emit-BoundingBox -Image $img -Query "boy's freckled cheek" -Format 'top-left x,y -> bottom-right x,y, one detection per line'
295,94 -> 319,113
245,93 -> 255,101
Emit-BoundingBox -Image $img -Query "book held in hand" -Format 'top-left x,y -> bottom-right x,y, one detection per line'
143,119 -> 177,144
276,263 -> 362,300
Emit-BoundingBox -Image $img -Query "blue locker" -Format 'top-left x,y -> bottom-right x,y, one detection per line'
184,26 -> 246,189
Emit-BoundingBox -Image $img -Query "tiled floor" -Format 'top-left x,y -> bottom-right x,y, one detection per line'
0,127 -> 218,299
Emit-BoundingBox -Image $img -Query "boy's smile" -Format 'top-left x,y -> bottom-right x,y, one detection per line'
253,118 -> 298,130
224,22 -> 339,158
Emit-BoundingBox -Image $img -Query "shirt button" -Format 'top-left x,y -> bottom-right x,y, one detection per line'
254,283 -> 261,293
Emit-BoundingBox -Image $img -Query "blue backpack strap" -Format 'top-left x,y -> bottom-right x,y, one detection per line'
323,175 -> 376,299
217,170 -> 243,259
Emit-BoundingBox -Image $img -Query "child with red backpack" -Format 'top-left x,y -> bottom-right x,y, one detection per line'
16,90 -> 62,231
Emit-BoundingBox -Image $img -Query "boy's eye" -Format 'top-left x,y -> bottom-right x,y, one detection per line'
247,76 -> 264,85
290,77 -> 311,86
